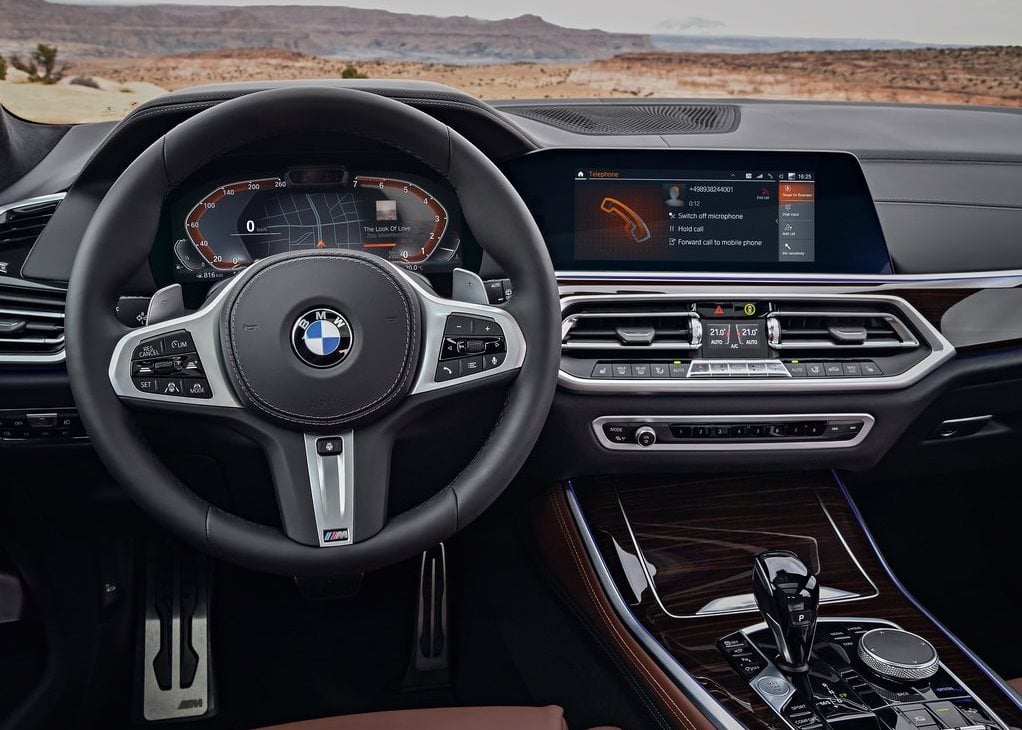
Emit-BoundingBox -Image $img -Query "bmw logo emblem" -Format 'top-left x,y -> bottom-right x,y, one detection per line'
291,308 -> 353,368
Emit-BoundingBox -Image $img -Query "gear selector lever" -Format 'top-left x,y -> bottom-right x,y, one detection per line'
753,550 -> 820,673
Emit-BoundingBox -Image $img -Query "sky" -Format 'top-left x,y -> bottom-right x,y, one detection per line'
55,0 -> 1022,46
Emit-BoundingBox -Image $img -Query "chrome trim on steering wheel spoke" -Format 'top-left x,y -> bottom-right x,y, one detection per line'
108,275 -> 244,408
304,432 -> 356,548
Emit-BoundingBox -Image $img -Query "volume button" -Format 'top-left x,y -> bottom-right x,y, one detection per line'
635,425 -> 657,447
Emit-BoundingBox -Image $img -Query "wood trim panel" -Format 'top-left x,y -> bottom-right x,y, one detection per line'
546,473 -> 1022,730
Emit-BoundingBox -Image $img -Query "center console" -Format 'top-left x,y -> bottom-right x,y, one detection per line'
534,474 -> 1022,730
722,550 -> 1006,730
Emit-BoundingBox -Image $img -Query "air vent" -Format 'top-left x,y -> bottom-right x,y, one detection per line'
0,196 -> 62,252
506,104 -> 740,135
0,284 -> 66,361
767,309 -> 918,351
562,307 -> 701,352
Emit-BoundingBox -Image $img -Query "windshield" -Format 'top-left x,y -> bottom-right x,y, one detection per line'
0,0 -> 1019,123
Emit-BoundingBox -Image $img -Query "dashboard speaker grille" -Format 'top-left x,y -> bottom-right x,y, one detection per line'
506,104 -> 740,135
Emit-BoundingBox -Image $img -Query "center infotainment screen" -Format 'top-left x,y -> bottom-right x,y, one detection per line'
575,168 -> 816,265
503,150 -> 893,275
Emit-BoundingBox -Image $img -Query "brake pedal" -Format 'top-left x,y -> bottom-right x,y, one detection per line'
402,542 -> 450,690
137,541 -> 215,722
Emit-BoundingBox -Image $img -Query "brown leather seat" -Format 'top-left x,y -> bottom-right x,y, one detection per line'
1010,677 -> 1022,694
256,705 -> 620,730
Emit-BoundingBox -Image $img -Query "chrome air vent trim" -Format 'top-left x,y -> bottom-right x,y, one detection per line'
0,194 -> 67,364
558,292 -> 954,393
562,309 -> 702,351
767,309 -> 919,350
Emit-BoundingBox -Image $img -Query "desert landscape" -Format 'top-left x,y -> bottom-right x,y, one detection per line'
0,0 -> 1019,123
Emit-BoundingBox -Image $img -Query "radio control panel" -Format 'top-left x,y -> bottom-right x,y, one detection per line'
593,414 -> 874,451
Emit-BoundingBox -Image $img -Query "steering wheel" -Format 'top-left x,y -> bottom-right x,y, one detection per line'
65,87 -> 560,576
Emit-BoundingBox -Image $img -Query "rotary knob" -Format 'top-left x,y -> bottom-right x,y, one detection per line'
635,426 -> 657,447
857,628 -> 939,682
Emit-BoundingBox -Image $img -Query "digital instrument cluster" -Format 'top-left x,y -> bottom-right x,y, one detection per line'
170,167 -> 463,283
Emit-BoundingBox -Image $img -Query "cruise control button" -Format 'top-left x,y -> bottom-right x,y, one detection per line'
483,352 -> 506,370
435,360 -> 461,382
132,361 -> 155,376
157,378 -> 185,396
132,338 -> 164,360
178,355 -> 204,376
163,330 -> 196,355
461,356 -> 484,375
132,377 -> 158,394
180,379 -> 212,398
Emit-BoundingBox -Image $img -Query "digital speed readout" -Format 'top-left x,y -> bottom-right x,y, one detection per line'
701,320 -> 769,359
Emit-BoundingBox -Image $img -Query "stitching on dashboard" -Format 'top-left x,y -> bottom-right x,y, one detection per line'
550,491 -> 698,730
226,254 -> 414,424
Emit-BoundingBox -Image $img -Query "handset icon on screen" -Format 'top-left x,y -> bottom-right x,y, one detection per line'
600,197 -> 651,243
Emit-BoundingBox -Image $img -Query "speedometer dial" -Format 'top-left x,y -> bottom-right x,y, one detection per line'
182,174 -> 454,273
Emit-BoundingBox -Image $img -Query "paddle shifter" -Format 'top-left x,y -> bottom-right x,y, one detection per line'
753,550 -> 820,673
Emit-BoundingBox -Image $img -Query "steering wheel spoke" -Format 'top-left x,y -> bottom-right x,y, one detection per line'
108,278 -> 244,410
397,270 -> 526,395
244,419 -> 394,549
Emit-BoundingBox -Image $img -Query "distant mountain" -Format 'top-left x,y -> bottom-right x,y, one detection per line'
651,34 -> 963,54
0,0 -> 653,62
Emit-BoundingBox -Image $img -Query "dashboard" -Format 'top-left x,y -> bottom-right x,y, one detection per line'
4,81 -> 1022,480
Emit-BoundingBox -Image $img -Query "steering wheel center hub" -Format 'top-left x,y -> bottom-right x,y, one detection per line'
220,250 -> 421,429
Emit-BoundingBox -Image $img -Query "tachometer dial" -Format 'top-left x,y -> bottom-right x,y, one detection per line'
182,174 -> 453,273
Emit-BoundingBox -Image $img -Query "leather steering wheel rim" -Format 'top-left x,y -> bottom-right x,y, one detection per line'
65,87 -> 560,576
